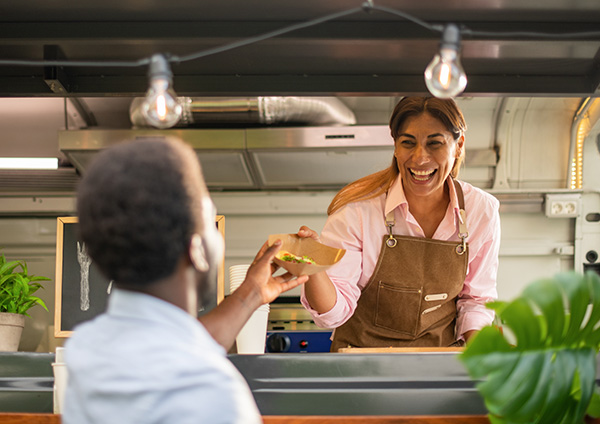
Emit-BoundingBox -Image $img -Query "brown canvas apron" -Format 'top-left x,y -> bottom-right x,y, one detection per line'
331,180 -> 469,351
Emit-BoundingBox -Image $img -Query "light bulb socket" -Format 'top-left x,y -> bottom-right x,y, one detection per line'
147,54 -> 173,83
439,24 -> 461,52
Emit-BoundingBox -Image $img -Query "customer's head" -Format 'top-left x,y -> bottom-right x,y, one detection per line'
77,137 -> 221,288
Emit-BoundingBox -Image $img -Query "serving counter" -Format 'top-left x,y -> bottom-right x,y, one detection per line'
228,351 -> 486,416
0,350 -> 484,416
1,351 -> 598,419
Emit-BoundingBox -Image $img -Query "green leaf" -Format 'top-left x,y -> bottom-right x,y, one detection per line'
522,279 -> 565,346
571,349 -> 596,421
0,260 -> 21,277
585,388 -> 600,418
0,251 -> 49,315
557,274 -> 590,346
501,298 -> 542,349
581,273 -> 600,344
29,296 -> 47,311
513,351 -> 554,419
17,299 -> 36,314
461,271 -> 600,424
29,275 -> 50,282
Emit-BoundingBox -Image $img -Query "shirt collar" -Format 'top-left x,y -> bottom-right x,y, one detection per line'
107,288 -> 207,337
385,175 -> 461,220
447,176 -> 460,212
447,177 -> 462,230
384,176 -> 408,217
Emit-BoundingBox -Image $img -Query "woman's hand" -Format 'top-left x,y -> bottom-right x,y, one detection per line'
463,330 -> 477,343
238,239 -> 309,307
298,226 -> 321,243
295,226 -> 338,314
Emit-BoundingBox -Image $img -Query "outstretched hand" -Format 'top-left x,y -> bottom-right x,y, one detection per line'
242,239 -> 309,306
199,239 -> 308,351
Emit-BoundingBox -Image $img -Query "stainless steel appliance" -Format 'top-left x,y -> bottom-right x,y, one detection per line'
266,303 -> 332,353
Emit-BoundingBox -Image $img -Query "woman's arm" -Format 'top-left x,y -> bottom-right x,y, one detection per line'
298,226 -> 338,313
456,194 -> 501,340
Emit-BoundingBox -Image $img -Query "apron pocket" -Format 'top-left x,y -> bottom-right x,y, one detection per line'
374,282 -> 422,336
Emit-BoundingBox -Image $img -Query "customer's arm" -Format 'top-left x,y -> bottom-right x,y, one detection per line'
199,240 -> 308,350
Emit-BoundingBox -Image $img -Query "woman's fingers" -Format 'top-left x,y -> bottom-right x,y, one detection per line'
298,226 -> 321,242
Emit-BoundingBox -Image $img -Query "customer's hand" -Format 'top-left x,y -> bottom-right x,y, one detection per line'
241,239 -> 308,306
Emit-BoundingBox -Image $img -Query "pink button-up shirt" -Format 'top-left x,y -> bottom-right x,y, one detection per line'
301,176 -> 500,340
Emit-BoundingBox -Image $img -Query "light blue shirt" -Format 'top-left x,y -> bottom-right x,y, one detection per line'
63,288 -> 261,424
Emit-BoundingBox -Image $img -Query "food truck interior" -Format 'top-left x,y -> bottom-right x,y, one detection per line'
0,0 -> 600,418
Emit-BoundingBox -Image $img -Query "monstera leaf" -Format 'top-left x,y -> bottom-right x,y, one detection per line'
461,271 -> 600,424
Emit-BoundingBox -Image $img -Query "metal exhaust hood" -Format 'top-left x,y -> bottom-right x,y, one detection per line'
58,126 -> 396,191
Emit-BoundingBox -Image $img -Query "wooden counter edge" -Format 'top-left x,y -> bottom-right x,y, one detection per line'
0,414 -> 61,424
336,347 -> 464,353
263,416 -> 488,423
2,414 -> 599,423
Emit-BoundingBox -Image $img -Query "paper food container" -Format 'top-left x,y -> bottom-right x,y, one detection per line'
268,233 -> 346,276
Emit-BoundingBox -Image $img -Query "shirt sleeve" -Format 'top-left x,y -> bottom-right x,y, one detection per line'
455,193 -> 501,339
300,203 -> 366,328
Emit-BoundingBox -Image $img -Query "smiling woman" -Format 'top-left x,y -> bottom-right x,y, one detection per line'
296,96 -> 501,351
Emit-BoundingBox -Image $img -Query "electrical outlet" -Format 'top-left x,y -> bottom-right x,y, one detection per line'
544,194 -> 580,218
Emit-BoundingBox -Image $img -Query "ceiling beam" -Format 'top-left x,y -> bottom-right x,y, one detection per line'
590,46 -> 600,94
43,45 -> 71,94
1,22 -> 600,43
0,74 -> 593,97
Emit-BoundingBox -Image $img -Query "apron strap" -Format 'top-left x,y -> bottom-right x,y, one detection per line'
385,211 -> 397,248
385,178 -> 469,253
453,179 -> 469,255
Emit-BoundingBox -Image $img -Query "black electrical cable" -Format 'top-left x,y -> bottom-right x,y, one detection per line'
0,0 -> 598,69
0,58 -> 150,68
369,4 -> 443,33
175,6 -> 365,63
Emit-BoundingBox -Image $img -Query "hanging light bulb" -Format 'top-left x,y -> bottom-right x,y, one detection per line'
141,54 -> 182,129
424,24 -> 467,99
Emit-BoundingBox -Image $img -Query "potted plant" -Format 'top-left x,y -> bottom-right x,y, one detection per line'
461,271 -> 600,424
0,252 -> 49,351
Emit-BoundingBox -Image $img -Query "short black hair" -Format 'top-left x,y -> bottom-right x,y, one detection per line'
76,138 -> 196,286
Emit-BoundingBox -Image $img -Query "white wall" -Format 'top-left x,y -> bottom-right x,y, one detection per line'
0,188 -> 589,352
0,96 -> 595,351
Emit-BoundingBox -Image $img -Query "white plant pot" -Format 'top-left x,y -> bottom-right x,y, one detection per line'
0,312 -> 25,352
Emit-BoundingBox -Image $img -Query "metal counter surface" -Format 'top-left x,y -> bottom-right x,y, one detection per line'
228,352 -> 487,416
1,351 -> 485,415
3,351 -> 600,416
0,353 -> 54,413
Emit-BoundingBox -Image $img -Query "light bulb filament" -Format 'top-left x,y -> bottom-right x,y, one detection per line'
439,62 -> 451,89
157,94 -> 167,120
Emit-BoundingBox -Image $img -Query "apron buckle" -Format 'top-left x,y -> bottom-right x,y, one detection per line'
386,236 -> 397,248
386,218 -> 397,248
455,236 -> 467,255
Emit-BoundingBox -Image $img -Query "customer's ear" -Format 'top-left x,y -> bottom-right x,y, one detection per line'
189,233 -> 209,272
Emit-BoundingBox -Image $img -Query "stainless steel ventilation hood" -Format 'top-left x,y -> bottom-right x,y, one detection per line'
59,126 -> 396,191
